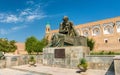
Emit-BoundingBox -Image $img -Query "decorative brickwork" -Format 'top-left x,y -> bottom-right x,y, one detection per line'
14,43 -> 27,54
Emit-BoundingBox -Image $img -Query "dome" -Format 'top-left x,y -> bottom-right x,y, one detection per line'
46,22 -> 50,28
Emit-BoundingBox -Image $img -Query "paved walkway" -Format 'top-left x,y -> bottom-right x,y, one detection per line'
0,68 -> 40,75
0,64 -> 107,75
12,64 -> 106,75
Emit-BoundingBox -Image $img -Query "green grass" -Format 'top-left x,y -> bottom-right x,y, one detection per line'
90,51 -> 120,55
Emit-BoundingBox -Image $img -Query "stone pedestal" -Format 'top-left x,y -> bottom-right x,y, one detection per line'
114,56 -> 120,75
43,46 -> 90,68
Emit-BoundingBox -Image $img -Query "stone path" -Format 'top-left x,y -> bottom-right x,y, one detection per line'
0,68 -> 40,75
12,64 -> 106,75
12,64 -> 80,75
0,64 -> 107,75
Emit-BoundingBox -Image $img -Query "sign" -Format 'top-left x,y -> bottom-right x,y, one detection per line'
54,49 -> 65,58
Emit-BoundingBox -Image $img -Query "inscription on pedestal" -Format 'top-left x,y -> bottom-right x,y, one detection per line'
54,49 -> 65,58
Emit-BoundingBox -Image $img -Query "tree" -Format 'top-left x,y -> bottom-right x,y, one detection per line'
0,38 -> 17,53
34,40 -> 42,54
0,38 -> 8,53
41,37 -> 48,47
25,36 -> 37,54
34,37 -> 48,54
8,40 -> 17,52
25,36 -> 48,54
87,38 -> 95,51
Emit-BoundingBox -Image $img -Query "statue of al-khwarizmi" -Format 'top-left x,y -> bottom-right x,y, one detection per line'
48,16 -> 87,47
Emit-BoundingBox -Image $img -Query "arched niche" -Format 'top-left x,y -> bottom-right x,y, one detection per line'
82,27 -> 90,37
103,23 -> 114,34
92,25 -> 100,36
116,21 -> 120,32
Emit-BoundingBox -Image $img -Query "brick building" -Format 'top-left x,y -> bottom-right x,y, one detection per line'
45,17 -> 120,52
14,43 -> 27,55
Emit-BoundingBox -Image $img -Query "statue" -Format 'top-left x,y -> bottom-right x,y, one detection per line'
59,16 -> 78,37
48,16 -> 87,47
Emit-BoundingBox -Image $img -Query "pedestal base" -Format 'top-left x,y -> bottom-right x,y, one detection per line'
43,46 -> 90,68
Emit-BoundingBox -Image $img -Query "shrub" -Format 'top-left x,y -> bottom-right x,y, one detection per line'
87,38 -> 95,51
99,51 -> 104,55
90,51 -> 120,55
78,58 -> 88,71
29,56 -> 36,63
107,51 -> 114,55
80,58 -> 86,64
80,63 -> 88,70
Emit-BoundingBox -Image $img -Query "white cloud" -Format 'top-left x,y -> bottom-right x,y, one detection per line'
26,14 -> 46,21
20,8 -> 31,16
20,11 -> 28,16
1,15 -> 19,23
0,25 -> 28,35
27,15 -> 37,21
26,0 -> 34,5
0,0 -> 48,35
11,25 -> 27,31
0,2 -> 46,23
0,14 -> 19,23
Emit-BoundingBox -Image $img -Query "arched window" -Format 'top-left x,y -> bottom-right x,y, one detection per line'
48,28 -> 50,31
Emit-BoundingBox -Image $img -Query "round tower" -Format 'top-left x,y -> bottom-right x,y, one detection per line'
45,22 -> 50,34
45,22 -> 51,41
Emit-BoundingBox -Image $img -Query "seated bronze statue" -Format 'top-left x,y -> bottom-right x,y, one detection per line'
48,16 -> 87,47
59,16 -> 77,37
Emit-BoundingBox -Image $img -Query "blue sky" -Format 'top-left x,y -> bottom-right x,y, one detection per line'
0,0 -> 120,42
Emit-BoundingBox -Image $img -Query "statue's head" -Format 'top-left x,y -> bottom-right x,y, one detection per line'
63,16 -> 69,22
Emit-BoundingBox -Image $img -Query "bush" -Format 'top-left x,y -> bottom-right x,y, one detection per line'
80,58 -> 86,64
108,51 -> 114,55
80,63 -> 88,70
90,51 -> 120,55
99,51 -> 104,55
29,56 -> 36,63
87,38 -> 95,51
78,58 -> 88,71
